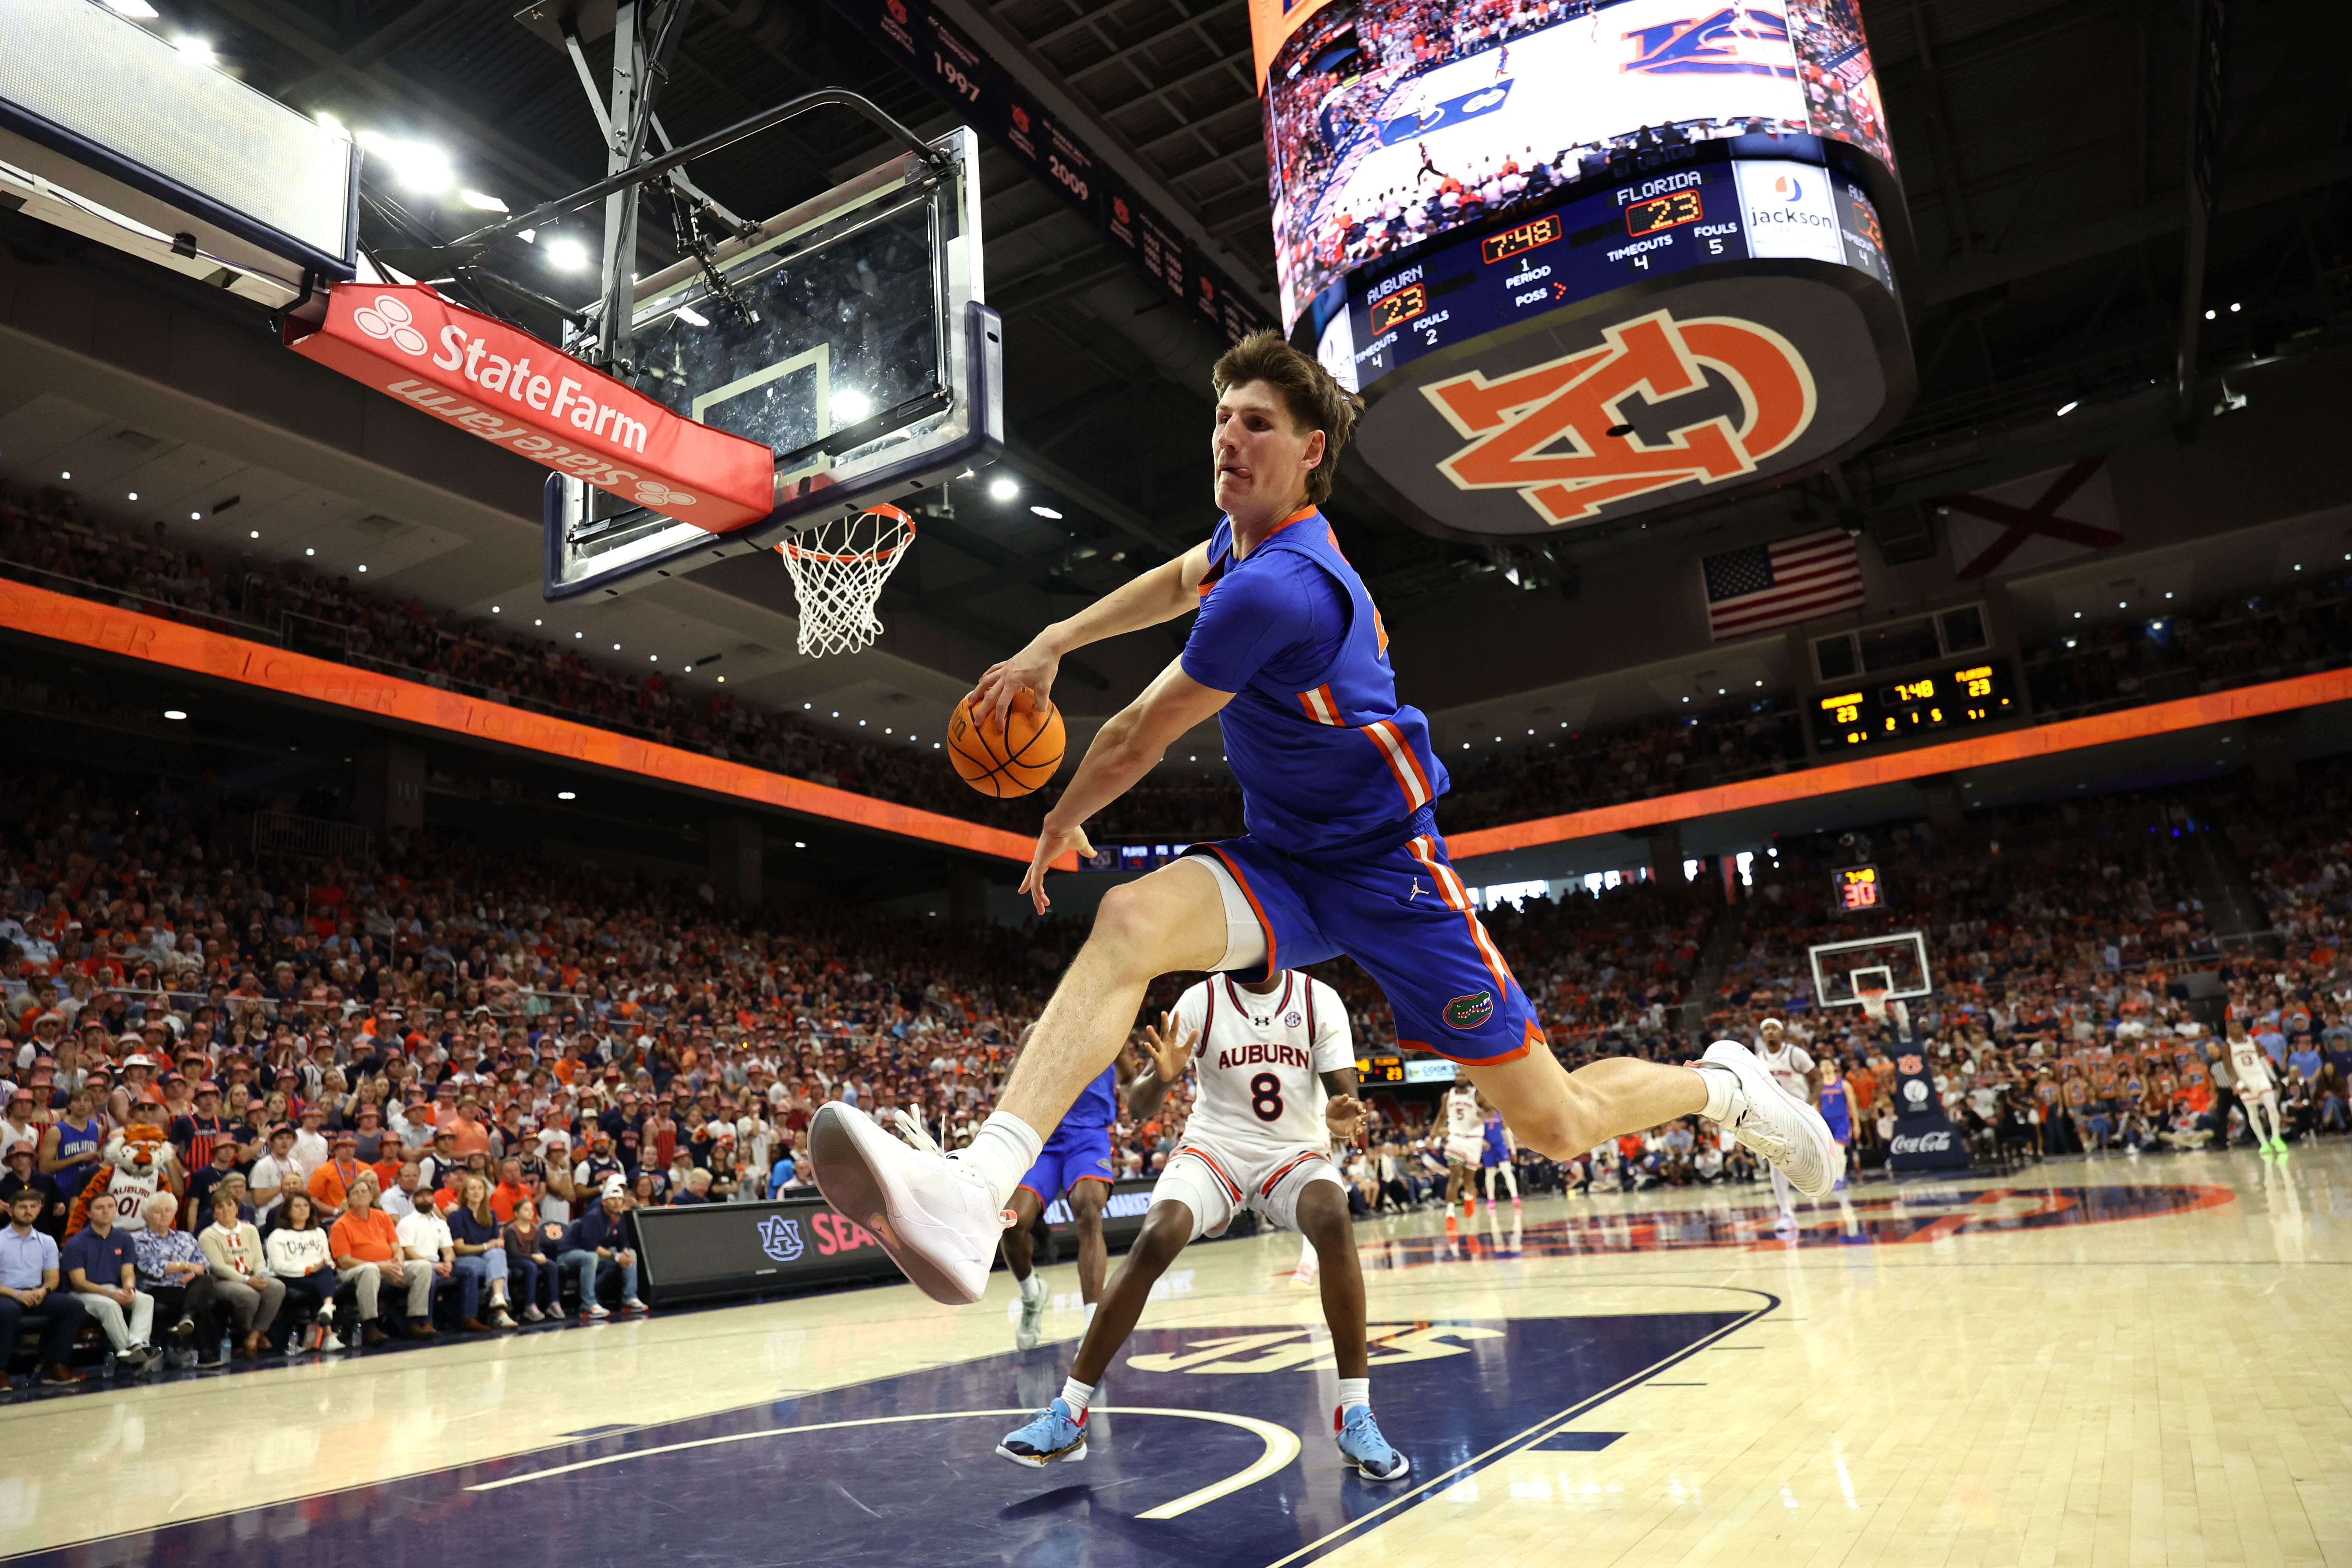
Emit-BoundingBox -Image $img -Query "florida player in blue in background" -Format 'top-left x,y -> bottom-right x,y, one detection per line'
998,1029 -> 1119,1350
811,332 -> 1842,1315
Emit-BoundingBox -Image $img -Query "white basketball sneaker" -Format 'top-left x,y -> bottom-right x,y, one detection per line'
1702,1040 -> 1844,1200
810,1101 -> 1007,1305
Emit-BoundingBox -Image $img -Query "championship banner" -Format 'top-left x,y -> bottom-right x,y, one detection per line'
1886,1047 -> 1970,1172
284,283 -> 777,531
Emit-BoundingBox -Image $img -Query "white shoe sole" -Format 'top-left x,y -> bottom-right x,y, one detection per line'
810,1102 -> 993,1305
1704,1041 -> 1844,1200
1341,1448 -> 1411,1482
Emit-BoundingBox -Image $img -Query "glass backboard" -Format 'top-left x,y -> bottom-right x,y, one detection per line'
544,126 -> 1000,601
1808,930 -> 1932,1008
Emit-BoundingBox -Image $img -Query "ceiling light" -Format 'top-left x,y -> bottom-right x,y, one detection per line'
59,471 -> 69,480
545,237 -> 590,272
247,528 -> 257,537
2229,302 -> 2241,313
304,547 -> 315,556
717,675 -> 725,683
2055,400 -> 2078,416
1031,505 -> 1063,520
793,841 -> 807,850
535,618 -> 543,626
2203,309 -> 2216,321
612,642 -> 621,650
2073,611 -> 2082,619
574,631 -> 582,639
988,476 -> 1019,502
649,654 -> 657,662
101,0 -> 160,16
2118,600 -> 2126,608
356,564 -> 367,572
174,36 -> 216,65
162,709 -> 187,721
491,605 -> 500,613
557,791 -> 576,801
356,129 -> 452,194
832,390 -> 873,423
460,190 -> 508,213
675,304 -> 710,328
127,492 -> 138,501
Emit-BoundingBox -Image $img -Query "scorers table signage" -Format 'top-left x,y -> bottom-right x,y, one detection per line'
632,1181 -> 1161,1306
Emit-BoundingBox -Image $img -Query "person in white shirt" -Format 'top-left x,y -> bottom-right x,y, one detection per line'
1756,1018 -> 1816,1230
394,1199 -> 455,1325
246,1125 -> 305,1226
378,1161 -> 426,1220
290,1105 -> 331,1179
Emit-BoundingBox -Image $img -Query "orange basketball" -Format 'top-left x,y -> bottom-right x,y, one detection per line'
947,688 -> 1066,797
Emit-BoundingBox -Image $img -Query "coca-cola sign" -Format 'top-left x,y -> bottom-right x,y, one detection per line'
285,283 -> 775,530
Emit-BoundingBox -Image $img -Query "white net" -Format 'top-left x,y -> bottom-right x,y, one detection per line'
775,505 -> 916,658
1857,985 -> 1890,1022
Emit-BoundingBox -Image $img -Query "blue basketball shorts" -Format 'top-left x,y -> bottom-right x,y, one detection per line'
1016,1122 -> 1116,1204
1187,828 -> 1543,1066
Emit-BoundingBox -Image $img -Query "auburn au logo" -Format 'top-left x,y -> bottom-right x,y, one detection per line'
1421,308 -> 1817,526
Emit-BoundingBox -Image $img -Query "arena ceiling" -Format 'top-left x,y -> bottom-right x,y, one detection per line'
111,0 -> 2352,675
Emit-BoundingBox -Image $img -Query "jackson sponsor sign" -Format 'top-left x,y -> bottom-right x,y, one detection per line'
283,283 -> 776,530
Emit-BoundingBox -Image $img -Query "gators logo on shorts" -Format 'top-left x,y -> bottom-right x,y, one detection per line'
1444,991 -> 1495,1030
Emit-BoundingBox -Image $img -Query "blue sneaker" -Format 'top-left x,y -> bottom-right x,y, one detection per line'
997,1398 -> 1088,1467
1335,1405 -> 1409,1481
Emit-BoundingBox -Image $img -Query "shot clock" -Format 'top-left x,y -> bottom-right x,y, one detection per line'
1810,659 -> 2019,752
1833,864 -> 1883,913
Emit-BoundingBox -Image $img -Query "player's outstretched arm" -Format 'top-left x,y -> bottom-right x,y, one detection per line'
1126,1011 -> 1200,1122
972,541 -> 1213,728
1019,658 -> 1233,912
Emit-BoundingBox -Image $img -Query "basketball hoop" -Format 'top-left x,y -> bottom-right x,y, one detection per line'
775,504 -> 916,657
1857,984 -> 1890,1024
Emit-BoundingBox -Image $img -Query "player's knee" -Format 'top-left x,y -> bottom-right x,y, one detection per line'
1507,1100 -> 1590,1161
1086,883 -> 1178,975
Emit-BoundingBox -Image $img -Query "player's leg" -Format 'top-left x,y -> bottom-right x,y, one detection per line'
2249,1092 -> 2284,1152
1282,1172 -> 1408,1481
1000,1169 -> 1214,1468
1497,1157 -> 1519,1204
811,857 -> 1232,1305
1330,837 -> 1839,1197
1001,1185 -> 1049,1349
1769,1165 -> 1796,1223
1065,1176 -> 1112,1308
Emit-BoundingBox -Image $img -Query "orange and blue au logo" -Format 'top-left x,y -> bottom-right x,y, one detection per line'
1622,8 -> 1798,78
1421,308 -> 1817,526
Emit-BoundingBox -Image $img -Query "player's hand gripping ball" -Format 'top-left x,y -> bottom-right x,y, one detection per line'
948,687 -> 1066,797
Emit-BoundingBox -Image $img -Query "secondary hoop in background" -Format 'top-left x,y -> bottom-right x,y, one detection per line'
1857,984 -> 1890,1024
775,504 -> 916,657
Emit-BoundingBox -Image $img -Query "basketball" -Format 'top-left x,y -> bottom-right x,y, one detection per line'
947,688 -> 1065,797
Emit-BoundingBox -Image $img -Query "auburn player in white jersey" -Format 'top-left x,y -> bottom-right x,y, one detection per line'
2224,1018 -> 2287,1155
1441,1080 -> 1486,1216
1756,1019 -> 1816,1229
998,968 -> 1408,1482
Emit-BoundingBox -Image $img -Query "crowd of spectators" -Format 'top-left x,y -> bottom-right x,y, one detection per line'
2023,566 -> 2352,722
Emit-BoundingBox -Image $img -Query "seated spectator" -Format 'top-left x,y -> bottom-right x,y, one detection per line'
198,1188 -> 284,1360
265,1192 -> 343,1352
379,1161 -> 426,1221
502,1198 -> 561,1323
246,1123 -> 303,1226
0,1143 -> 68,1239
306,1132 -> 371,1220
670,1169 -> 715,1206
394,1182 -> 459,1328
0,1184 -> 88,1385
557,1177 -> 646,1320
447,1174 -> 516,1330
62,1184 -> 158,1373
327,1178 -> 426,1343
132,1190 -> 222,1370
488,1157 -> 531,1223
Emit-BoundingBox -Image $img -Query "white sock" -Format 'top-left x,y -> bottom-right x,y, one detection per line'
951,1111 -> 1044,1211
1697,1064 -> 1739,1123
1082,1300 -> 1098,1331
1019,1271 -> 1046,1303
1336,1376 -> 1370,1415
1060,1376 -> 1096,1417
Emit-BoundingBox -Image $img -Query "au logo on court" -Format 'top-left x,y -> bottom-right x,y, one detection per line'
1420,308 -> 1817,526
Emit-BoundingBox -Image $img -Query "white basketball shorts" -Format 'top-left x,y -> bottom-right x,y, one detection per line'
1155,1135 -> 1340,1241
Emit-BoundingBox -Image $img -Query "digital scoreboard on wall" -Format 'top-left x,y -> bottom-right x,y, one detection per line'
1252,0 -> 1913,541
1810,659 -> 2019,751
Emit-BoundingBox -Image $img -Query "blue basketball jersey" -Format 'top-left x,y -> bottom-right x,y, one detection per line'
1181,508 -> 1448,856
1063,1065 -> 1119,1129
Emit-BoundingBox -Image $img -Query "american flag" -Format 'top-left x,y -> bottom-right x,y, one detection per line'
1702,528 -> 1865,641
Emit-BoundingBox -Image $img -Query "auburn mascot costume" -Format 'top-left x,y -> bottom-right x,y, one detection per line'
65,1123 -> 176,1237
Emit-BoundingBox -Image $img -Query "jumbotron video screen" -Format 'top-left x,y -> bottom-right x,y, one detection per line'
1256,0 -> 1895,328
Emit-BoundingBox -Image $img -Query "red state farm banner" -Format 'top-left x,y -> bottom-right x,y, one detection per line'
284,283 -> 775,532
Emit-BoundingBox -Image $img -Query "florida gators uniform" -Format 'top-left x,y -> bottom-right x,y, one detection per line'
1179,507 -> 1541,1066
1014,1066 -> 1118,1208
1158,972 -> 1354,1240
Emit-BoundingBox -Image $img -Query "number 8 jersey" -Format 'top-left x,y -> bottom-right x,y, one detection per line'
1169,971 -> 1354,1150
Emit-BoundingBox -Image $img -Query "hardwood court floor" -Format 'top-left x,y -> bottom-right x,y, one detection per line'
3,1145 -> 2345,1567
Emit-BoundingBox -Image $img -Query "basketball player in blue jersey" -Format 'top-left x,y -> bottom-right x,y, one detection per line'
998,1041 -> 1120,1350
810,332 -> 1840,1308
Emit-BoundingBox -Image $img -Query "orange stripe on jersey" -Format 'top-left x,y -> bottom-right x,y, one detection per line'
1373,606 -> 1390,657
1408,837 -> 1515,994
1259,1149 -> 1329,1196
1364,721 -> 1432,810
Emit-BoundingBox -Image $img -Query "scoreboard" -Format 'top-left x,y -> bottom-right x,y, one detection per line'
1810,658 -> 2018,752
1356,1054 -> 1406,1085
